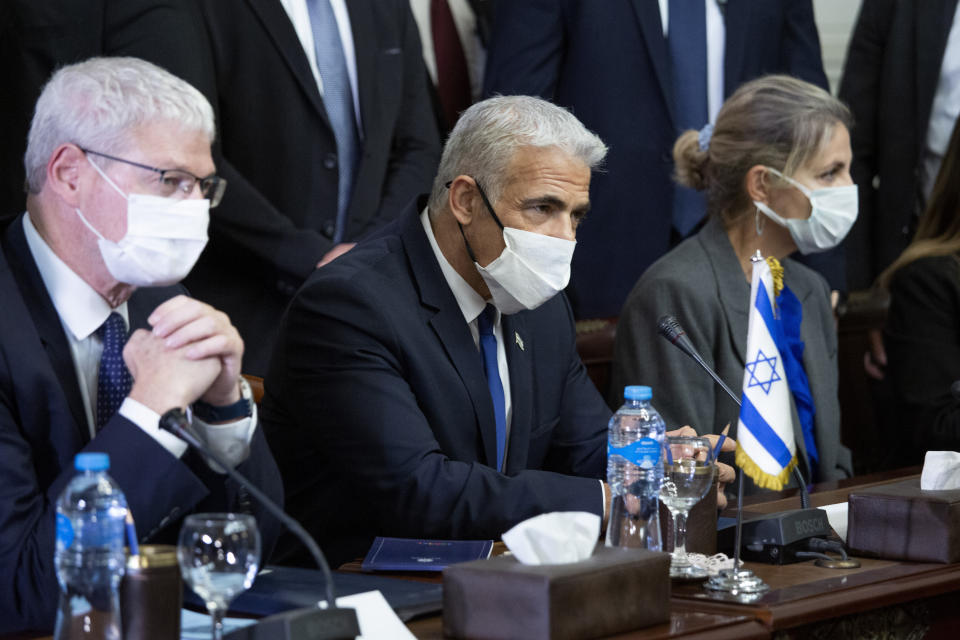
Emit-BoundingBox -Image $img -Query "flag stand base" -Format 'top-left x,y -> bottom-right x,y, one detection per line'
704,436 -> 770,602
703,567 -> 770,597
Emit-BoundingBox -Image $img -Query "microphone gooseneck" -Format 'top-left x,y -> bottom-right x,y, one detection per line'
657,315 -> 742,408
159,408 -> 339,609
656,315 -> 811,508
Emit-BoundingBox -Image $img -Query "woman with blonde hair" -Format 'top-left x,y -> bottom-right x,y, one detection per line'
882,119 -> 960,462
610,75 -> 856,487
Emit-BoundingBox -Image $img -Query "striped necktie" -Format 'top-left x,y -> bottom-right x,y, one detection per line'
307,0 -> 361,243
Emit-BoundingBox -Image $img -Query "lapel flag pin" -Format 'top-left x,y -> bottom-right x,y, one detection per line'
515,332 -> 524,351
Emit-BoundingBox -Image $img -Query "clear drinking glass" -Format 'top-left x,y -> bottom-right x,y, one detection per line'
660,436 -> 716,579
177,513 -> 261,640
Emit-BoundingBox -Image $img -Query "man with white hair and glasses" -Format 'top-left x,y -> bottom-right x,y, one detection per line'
262,95 -> 734,567
0,56 -> 282,633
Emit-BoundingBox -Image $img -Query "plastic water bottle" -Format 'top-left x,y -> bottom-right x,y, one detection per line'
606,385 -> 665,550
54,453 -> 128,640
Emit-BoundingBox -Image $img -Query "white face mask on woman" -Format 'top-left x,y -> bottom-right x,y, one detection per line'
77,158 -> 210,287
753,166 -> 858,255
461,181 -> 576,315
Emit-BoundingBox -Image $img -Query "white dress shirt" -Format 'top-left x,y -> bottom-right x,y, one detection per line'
923,4 -> 960,200
23,214 -> 256,469
659,0 -> 726,123
280,0 -> 363,135
421,209 -> 512,469
409,0 -> 487,101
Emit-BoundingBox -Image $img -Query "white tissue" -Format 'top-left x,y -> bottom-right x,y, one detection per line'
921,451 -> 960,490
820,502 -> 849,542
501,512 -> 600,565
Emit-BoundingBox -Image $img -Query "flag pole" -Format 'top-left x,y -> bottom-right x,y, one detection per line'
733,251 -> 764,574
733,455 -> 745,572
704,251 -> 770,600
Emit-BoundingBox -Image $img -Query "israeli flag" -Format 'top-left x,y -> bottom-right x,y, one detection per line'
735,256 -> 798,490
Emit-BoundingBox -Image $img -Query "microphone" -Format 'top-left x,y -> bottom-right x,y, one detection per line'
160,409 -> 360,640
657,315 -> 811,509
657,316 -> 741,407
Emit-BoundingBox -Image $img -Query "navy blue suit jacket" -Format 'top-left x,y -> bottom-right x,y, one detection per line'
0,216 -> 283,634
262,200 -> 610,567
483,0 -> 838,317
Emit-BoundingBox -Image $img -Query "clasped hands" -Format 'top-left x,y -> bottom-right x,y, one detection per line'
124,295 -> 245,414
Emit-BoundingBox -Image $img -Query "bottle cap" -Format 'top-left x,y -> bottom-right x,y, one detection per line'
623,385 -> 652,401
75,452 -> 110,472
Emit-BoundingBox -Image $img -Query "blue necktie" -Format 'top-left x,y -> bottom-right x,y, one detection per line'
96,312 -> 133,431
477,305 -> 506,471
668,0 -> 709,236
307,0 -> 360,243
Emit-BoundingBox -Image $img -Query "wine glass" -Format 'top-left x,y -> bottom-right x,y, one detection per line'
660,436 -> 716,579
177,513 -> 261,640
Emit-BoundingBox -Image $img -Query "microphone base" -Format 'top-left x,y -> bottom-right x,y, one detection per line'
223,606 -> 360,640
717,508 -> 833,565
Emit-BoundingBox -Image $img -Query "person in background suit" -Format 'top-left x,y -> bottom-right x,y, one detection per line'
840,0 -> 960,292
483,0 -> 841,319
409,0 -> 493,135
611,76 -> 855,490
185,0 -> 442,374
262,95 -> 735,567
882,118 -> 960,464
0,0 -> 214,222
0,57 -> 282,634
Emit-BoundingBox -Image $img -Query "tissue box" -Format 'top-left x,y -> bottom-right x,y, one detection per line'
442,545 -> 670,640
847,478 -> 960,563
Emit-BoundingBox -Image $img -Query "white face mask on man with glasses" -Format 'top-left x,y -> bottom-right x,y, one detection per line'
74,148 -> 225,287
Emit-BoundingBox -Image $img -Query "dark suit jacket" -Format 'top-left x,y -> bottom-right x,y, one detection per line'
610,217 -> 852,485
483,0 -> 835,317
886,255 -> 960,463
262,200 -> 610,567
0,0 -> 216,221
0,216 -> 283,634
184,0 -> 442,374
839,0 -> 960,289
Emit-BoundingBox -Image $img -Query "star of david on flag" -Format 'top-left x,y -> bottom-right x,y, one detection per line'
745,350 -> 781,394
735,255 -> 798,490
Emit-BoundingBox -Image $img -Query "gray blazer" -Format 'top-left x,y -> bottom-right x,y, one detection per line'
610,217 -> 852,483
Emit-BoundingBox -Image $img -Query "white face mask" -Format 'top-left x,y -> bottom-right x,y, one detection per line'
462,182 -> 576,315
477,226 -> 576,314
79,159 -> 210,286
753,166 -> 858,254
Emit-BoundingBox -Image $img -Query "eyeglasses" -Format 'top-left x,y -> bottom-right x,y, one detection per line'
79,147 -> 227,207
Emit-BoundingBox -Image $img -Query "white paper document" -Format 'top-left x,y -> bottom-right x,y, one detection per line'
180,589 -> 412,640
820,502 -> 849,542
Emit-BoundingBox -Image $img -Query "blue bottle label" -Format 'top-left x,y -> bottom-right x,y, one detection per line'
56,513 -> 74,549
609,437 -> 661,469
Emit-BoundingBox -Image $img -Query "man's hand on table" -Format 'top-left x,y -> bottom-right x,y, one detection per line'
668,426 -> 736,510
601,426 -> 738,531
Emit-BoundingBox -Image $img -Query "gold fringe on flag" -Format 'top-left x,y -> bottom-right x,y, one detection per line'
735,443 -> 798,491
765,256 -> 784,299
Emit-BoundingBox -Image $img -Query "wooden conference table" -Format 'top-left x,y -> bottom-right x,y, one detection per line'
344,467 -> 960,639
20,468 -> 958,640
